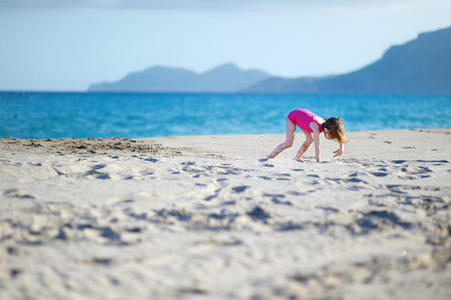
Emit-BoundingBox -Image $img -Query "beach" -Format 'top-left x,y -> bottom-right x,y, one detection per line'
1,129 -> 450,299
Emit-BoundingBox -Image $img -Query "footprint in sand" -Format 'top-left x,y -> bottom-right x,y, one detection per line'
88,258 -> 113,266
276,173 -> 291,177
347,177 -> 367,183
370,172 -> 389,177
115,199 -> 134,205
247,206 -> 271,223
82,225 -> 122,242
155,209 -> 192,221
307,174 -> 320,178
232,186 -> 248,193
393,160 -> 406,164
263,193 -> 285,198
10,269 -> 22,279
225,169 -> 242,175
398,165 -> 433,179
288,191 -> 302,196
7,247 -> 18,255
3,188 -> 35,199
350,210 -> 413,235
85,164 -> 111,179
277,178 -> 290,181
144,158 -> 158,163
271,198 -> 292,205
96,174 -> 111,179
263,193 -> 292,206
316,206 -> 339,213
204,188 -> 222,201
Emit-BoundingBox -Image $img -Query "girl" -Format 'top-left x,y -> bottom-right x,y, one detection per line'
267,109 -> 348,162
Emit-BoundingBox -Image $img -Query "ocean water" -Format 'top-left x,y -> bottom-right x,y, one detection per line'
1,92 -> 450,139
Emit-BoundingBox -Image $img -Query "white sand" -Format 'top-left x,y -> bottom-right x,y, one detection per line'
0,129 -> 450,299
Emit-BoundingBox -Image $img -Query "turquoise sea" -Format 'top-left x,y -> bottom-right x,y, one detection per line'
1,92 -> 450,138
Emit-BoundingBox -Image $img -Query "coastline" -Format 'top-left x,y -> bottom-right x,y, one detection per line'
1,129 -> 450,299
149,128 -> 451,161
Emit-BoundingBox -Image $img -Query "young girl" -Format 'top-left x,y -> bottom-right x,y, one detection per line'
267,109 -> 348,162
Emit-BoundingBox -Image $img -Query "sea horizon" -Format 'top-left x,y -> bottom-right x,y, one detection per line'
2,90 -> 451,95
1,91 -> 450,139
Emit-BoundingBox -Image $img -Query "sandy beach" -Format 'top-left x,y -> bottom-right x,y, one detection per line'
1,129 -> 450,299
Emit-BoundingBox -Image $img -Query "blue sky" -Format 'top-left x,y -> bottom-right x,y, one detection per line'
0,0 -> 450,91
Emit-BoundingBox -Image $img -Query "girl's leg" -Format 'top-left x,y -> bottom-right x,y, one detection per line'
294,130 -> 313,162
267,119 -> 296,159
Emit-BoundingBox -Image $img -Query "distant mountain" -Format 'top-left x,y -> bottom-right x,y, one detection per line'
88,63 -> 270,92
245,26 -> 451,94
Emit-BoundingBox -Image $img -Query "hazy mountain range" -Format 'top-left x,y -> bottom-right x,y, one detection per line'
88,26 -> 451,94
88,63 -> 270,92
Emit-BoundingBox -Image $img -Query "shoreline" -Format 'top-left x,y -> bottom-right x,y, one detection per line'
2,128 -> 450,159
1,129 -> 450,299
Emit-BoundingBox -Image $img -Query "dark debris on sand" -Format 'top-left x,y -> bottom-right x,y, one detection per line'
0,137 -> 165,155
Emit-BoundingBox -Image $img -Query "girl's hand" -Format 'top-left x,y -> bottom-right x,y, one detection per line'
333,149 -> 343,157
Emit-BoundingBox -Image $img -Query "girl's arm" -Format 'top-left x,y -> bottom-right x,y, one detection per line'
310,122 -> 321,162
334,143 -> 344,157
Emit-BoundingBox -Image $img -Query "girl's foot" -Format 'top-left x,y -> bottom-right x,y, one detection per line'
295,158 -> 304,163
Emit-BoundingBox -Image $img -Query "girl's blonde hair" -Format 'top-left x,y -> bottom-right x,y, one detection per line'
322,117 -> 349,144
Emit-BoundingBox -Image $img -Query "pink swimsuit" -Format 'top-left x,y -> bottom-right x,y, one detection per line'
288,109 -> 324,133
